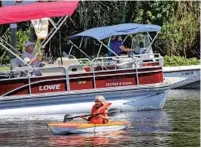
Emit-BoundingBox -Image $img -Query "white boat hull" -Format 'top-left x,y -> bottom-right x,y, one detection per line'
164,65 -> 200,89
0,83 -> 169,116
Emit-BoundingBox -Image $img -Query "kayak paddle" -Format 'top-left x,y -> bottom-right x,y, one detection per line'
63,108 -> 119,122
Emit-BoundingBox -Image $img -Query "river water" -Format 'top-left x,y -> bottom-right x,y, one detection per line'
0,89 -> 200,147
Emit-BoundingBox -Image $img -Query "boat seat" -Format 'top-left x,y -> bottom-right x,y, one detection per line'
0,71 -> 10,79
10,58 -> 41,77
68,64 -> 86,73
139,48 -> 147,54
10,58 -> 23,78
39,66 -> 66,76
54,58 -> 86,73
10,58 -> 21,70
54,58 -> 80,66
40,57 -> 86,76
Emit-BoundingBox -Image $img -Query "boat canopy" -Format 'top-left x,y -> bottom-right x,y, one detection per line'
69,23 -> 161,40
0,1 -> 79,25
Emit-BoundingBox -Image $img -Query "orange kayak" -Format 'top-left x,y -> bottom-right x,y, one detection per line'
48,121 -> 130,135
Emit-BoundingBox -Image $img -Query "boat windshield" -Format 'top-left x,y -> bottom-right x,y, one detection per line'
131,34 -> 153,54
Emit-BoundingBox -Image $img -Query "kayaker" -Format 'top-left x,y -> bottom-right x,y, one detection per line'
82,95 -> 111,124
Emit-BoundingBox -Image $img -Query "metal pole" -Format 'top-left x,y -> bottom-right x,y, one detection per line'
79,37 -> 84,48
0,41 -> 30,67
107,37 -> 111,56
10,24 -> 17,58
145,32 -> 159,53
0,37 -> 22,56
41,16 -> 68,48
97,44 -> 103,58
69,40 -> 91,59
59,29 -> 63,65
98,40 -> 118,56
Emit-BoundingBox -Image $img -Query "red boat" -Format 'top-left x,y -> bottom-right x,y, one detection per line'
0,1 -> 170,116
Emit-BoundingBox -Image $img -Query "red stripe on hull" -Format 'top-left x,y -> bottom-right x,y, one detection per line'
139,72 -> 163,84
0,79 -> 29,96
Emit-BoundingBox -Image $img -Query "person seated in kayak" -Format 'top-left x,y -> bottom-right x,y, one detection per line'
82,95 -> 111,124
109,36 -> 133,56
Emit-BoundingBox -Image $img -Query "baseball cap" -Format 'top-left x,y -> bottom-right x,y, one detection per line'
25,41 -> 35,47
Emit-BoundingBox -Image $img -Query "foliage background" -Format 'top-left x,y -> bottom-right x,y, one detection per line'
0,1 -> 200,65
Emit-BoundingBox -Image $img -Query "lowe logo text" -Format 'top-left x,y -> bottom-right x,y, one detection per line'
39,84 -> 61,91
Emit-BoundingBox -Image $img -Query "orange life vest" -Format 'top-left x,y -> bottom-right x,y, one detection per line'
89,102 -> 111,124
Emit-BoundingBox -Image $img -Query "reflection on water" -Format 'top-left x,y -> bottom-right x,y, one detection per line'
165,89 -> 200,147
49,130 -> 130,147
0,89 -> 199,146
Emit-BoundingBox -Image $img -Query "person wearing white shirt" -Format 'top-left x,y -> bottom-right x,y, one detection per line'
22,41 -> 41,67
21,41 -> 43,76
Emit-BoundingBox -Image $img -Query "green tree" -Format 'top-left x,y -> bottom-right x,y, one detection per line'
0,1 -> 200,64
159,1 -> 199,58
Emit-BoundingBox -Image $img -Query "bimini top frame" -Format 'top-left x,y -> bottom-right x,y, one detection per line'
0,1 -> 79,66
68,23 -> 161,58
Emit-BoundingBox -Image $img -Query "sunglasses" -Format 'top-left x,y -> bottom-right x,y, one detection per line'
95,100 -> 100,102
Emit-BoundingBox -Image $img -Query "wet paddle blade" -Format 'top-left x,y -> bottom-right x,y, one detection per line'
63,114 -> 72,122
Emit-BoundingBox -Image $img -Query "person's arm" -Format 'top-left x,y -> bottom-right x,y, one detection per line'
81,116 -> 90,121
29,57 -> 41,65
119,45 -> 132,52
81,107 -> 94,121
22,53 -> 41,65
97,114 -> 109,123
96,108 -> 109,122
97,115 -> 108,120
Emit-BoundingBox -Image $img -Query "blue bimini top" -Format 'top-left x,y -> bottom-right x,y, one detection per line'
69,23 -> 161,40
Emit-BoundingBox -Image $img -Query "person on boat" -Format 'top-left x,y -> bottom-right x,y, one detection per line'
82,95 -> 111,124
22,41 -> 42,67
109,36 -> 133,56
19,41 -> 45,76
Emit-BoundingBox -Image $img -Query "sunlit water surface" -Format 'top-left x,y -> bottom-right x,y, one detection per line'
0,89 -> 200,147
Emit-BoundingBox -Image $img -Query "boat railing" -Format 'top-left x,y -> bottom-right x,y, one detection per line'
0,59 -> 164,96
132,52 -> 163,66
0,52 -> 163,79
77,58 -> 91,67
0,52 -> 164,96
90,53 -> 163,70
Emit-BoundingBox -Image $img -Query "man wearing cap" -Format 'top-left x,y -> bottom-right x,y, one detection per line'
22,41 -> 41,67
